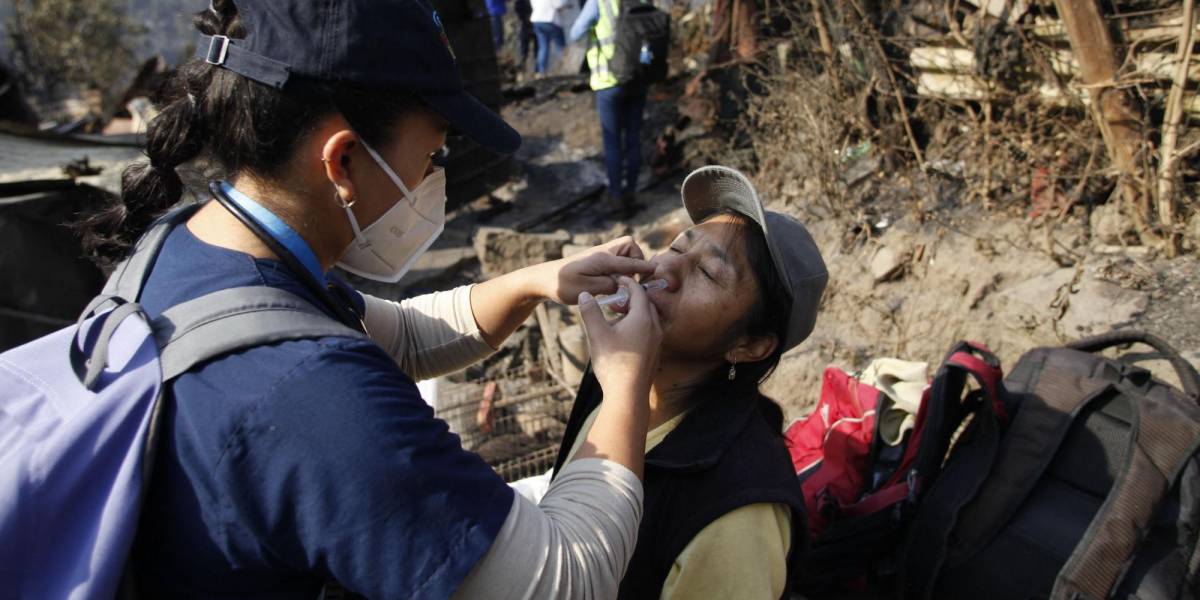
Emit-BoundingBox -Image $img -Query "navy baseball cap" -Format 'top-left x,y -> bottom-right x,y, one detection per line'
194,0 -> 521,154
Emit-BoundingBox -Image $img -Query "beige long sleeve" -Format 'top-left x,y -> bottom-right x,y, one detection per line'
454,458 -> 645,600
361,285 -> 497,381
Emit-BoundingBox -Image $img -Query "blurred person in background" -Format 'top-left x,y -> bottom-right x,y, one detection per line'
513,0 -> 536,72
486,0 -> 507,51
570,0 -> 647,215
530,0 -> 569,74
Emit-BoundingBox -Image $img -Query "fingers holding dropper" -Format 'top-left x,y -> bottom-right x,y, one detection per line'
597,278 -> 668,309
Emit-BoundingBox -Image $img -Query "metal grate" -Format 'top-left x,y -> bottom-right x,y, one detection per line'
434,367 -> 572,482
492,446 -> 562,482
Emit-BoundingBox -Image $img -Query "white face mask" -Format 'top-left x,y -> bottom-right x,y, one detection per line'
336,139 -> 447,283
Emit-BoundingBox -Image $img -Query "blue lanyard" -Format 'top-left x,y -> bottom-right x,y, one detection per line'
218,181 -> 326,284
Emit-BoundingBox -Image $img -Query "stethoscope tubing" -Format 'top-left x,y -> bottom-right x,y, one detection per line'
208,181 -> 366,333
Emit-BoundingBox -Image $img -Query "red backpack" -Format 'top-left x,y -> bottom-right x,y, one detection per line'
785,342 -> 1006,594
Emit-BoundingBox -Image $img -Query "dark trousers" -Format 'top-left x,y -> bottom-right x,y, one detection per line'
490,13 -> 505,51
595,84 -> 648,198
532,22 -> 565,73
514,0 -> 534,68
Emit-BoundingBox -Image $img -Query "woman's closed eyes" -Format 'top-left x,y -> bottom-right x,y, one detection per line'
668,241 -> 730,286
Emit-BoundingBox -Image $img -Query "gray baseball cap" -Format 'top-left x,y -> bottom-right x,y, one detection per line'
681,165 -> 828,352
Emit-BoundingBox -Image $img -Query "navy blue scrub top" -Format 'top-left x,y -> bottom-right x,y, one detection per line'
132,218 -> 513,599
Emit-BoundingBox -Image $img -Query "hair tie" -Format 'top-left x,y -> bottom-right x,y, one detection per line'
149,159 -> 176,176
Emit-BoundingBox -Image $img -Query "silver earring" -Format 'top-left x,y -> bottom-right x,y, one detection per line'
334,188 -> 355,209
728,362 -> 737,381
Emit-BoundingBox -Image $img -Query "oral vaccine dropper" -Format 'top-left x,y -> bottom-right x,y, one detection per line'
596,279 -> 668,308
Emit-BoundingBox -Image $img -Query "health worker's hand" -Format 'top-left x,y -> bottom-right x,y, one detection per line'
577,276 -> 662,398
534,236 -> 656,305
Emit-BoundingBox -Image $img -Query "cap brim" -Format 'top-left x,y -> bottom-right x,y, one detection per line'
681,166 -> 768,229
421,90 -> 521,155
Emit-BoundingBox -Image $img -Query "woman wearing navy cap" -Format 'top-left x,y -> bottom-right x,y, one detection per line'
79,1 -> 662,597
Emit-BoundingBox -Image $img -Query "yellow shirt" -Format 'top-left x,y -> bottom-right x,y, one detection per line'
563,407 -> 792,599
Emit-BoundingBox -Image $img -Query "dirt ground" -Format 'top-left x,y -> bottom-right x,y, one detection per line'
762,211 -> 1200,419
384,76 -> 1200,424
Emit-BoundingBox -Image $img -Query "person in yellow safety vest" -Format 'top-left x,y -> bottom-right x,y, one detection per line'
569,0 -> 648,215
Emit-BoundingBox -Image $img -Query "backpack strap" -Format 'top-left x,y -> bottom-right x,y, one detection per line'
900,345 -> 1006,600
108,285 -> 365,599
1067,330 -> 1200,403
79,301 -> 149,389
99,204 -> 202,306
1051,386 -> 1200,599
144,285 -> 365,493
943,362 -> 1111,566
153,285 -> 367,380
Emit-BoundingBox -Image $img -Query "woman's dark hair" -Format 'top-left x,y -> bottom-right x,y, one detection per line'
699,209 -> 793,433
77,0 -> 420,265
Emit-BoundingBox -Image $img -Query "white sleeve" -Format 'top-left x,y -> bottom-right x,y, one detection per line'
510,469 -> 554,504
361,285 -> 497,381
454,459 -> 644,600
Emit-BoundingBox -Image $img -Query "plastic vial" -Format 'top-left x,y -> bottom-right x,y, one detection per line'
596,279 -> 668,308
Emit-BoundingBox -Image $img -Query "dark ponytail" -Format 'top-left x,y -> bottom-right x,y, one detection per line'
104,87 -> 205,251
76,2 -> 229,262
77,0 -> 419,266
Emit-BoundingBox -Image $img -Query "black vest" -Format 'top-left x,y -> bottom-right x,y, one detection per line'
552,372 -> 807,599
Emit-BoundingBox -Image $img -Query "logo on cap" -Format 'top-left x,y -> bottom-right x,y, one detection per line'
431,10 -> 456,62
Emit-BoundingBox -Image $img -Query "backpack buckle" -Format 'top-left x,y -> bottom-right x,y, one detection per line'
206,35 -> 230,66
906,469 -> 920,503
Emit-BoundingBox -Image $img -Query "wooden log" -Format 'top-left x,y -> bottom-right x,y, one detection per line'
909,47 -> 975,72
1053,0 -> 1147,219
973,0 -> 1030,22
1031,12 -> 1200,44
916,72 -> 989,100
911,46 -> 1198,83
1136,53 -> 1200,83
914,68 -> 1200,120
909,45 -> 1080,78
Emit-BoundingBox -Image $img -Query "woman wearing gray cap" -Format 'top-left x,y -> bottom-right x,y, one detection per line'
73,1 -> 665,598
547,166 -> 828,599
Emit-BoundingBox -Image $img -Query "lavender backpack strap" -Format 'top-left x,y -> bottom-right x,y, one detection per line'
153,285 -> 367,380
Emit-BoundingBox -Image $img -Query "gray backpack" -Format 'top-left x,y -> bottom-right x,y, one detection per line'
901,331 -> 1200,600
0,206 -> 365,599
599,0 -> 670,86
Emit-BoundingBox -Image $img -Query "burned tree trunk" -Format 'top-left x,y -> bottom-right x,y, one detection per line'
1053,0 -> 1148,231
709,0 -> 759,64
